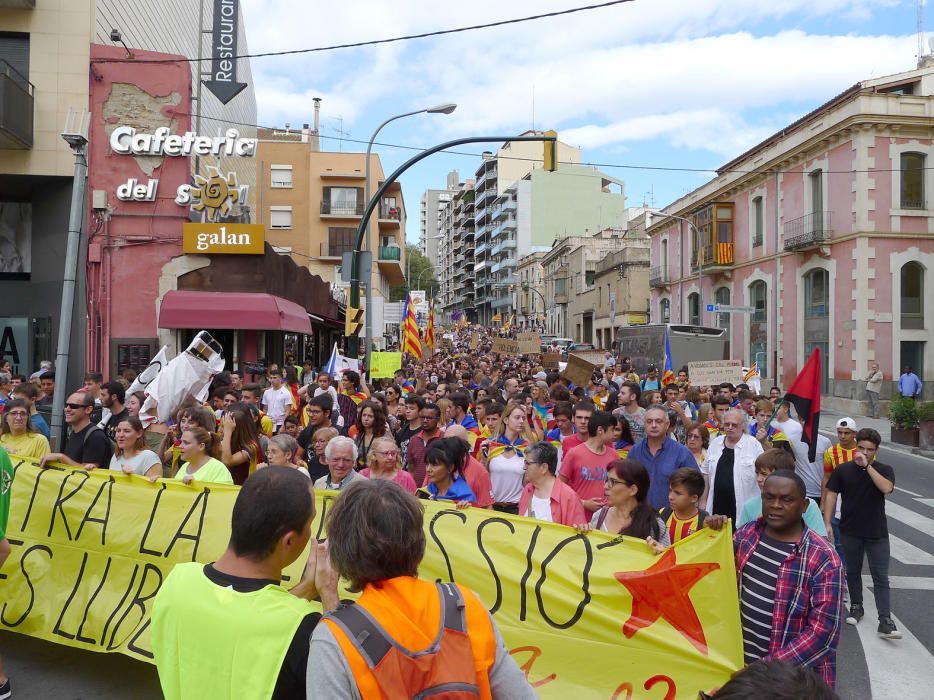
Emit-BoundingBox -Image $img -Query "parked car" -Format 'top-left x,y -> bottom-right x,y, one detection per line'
563,342 -> 595,359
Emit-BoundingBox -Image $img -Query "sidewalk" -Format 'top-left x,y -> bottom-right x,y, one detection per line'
819,407 -> 930,459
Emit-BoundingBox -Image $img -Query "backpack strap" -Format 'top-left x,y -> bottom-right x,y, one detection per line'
596,507 -> 609,530
437,581 -> 467,634
659,506 -> 673,522
326,603 -> 393,669
697,510 -> 707,528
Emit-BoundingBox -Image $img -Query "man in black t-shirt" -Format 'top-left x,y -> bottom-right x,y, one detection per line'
39,392 -> 113,470
100,381 -> 128,443
823,427 -> 900,640
296,394 -> 335,455
394,394 -> 424,472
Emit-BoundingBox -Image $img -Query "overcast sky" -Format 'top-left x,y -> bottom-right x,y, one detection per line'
241,0 -> 921,243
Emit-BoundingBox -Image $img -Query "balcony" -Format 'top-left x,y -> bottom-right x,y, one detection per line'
320,200 -> 364,218
474,242 -> 489,256
491,239 -> 516,256
649,266 -> 669,288
0,61 -> 34,149
691,242 -> 734,271
783,212 -> 833,251
502,200 -> 517,214
491,259 -> 516,274
378,201 -> 402,227
319,242 -> 349,259
491,295 -> 514,309
377,245 -> 405,285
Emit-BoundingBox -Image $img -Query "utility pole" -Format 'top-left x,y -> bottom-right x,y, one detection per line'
51,116 -> 89,448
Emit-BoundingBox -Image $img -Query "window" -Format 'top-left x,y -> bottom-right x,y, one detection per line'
687,293 -> 700,326
749,280 -> 768,375
270,165 -> 292,188
715,287 -> 730,329
327,227 -> 355,257
661,239 -> 668,277
752,196 -> 763,247
269,206 -> 292,229
900,152 -> 925,209
585,270 -> 596,287
804,269 -> 829,319
809,169 -> 823,229
901,262 -> 924,329
322,187 -> 362,216
660,298 -> 670,323
0,32 -> 30,83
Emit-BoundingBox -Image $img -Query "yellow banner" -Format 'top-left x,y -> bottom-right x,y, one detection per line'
0,459 -> 742,698
369,351 -> 402,379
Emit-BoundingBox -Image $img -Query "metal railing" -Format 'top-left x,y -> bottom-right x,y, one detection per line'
783,211 -> 832,250
320,241 -> 351,257
0,59 -> 35,149
320,200 -> 364,216
649,266 -> 668,287
378,245 -> 401,261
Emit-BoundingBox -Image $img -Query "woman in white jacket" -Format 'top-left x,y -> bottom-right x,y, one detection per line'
700,409 -> 763,523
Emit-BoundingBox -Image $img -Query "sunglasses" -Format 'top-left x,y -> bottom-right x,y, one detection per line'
65,402 -> 88,409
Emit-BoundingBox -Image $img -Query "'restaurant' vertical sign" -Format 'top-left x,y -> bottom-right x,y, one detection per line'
204,0 -> 248,104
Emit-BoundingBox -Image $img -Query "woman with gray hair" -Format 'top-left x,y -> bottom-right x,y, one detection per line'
313,435 -> 367,491
256,434 -> 309,479
307,480 -> 536,699
518,441 -> 585,526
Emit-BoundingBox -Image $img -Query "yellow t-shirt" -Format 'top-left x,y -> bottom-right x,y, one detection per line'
0,431 -> 50,460
174,457 -> 234,485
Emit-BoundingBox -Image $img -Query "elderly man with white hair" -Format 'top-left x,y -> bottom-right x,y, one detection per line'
701,408 -> 764,523
313,435 -> 368,491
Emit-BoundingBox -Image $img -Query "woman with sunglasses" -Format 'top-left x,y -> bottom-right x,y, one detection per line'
360,436 -> 417,494
0,398 -> 50,460
577,459 -> 669,547
685,425 -> 709,467
109,417 -> 162,481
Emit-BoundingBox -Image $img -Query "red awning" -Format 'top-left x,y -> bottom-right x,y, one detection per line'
159,291 -> 313,334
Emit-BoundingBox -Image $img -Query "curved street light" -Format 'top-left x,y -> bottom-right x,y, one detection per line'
363,104 -> 457,369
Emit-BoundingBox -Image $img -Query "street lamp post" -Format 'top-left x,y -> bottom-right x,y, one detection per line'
363,103 -> 456,372
652,212 -> 704,325
522,281 -> 546,326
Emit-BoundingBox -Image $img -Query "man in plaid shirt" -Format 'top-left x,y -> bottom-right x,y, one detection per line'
707,469 -> 844,688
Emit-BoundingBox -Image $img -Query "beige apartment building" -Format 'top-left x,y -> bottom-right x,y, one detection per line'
256,127 -> 406,347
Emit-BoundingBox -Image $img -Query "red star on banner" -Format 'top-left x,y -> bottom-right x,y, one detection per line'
613,548 -> 720,655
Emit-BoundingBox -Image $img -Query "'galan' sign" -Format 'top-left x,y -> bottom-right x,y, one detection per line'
182,223 -> 264,255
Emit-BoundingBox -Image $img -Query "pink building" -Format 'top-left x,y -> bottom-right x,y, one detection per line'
648,64 -> 934,412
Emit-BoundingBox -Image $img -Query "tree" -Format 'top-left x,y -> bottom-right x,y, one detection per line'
390,245 -> 439,301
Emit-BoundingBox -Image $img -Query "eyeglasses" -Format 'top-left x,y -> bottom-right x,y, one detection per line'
6,411 -> 28,418
605,477 -> 628,488
65,403 -> 87,409
523,460 -> 540,467
721,421 -> 741,428
378,450 -> 399,457
686,433 -> 702,440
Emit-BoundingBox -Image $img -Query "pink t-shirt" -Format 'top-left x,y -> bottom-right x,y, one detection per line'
360,468 -> 418,494
558,442 -> 617,512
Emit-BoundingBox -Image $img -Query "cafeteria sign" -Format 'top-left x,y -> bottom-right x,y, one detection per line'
183,223 -> 264,254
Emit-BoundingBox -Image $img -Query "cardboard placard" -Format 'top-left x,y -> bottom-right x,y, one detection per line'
561,354 -> 596,387
516,331 -> 541,355
370,352 -> 402,379
492,338 -> 520,355
542,352 -> 561,370
469,333 -> 480,350
570,350 -> 607,366
688,360 -> 744,386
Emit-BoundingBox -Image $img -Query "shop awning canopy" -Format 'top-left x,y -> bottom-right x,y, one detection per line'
159,291 -> 313,334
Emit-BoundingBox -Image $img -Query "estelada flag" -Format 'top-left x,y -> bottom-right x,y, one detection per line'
783,347 -> 822,461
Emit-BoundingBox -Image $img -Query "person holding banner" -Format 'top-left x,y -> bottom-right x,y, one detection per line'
0,446 -> 14,699
422,443 -> 477,503
519,441 -> 585,525
486,402 -> 534,514
153,467 -> 337,700
39,391 -> 112,471
0,398 -> 50,460
174,427 -> 234,485
108,417 -> 162,481
360,436 -> 417,494
307,479 -> 536,700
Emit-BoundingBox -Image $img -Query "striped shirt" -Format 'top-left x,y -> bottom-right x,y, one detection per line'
740,534 -> 796,664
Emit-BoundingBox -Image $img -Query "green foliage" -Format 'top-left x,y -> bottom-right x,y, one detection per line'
389,245 -> 439,301
917,400 -> 934,423
889,396 -> 920,430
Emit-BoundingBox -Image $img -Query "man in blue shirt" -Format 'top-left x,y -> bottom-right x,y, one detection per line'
898,366 -> 922,399
628,406 -> 700,509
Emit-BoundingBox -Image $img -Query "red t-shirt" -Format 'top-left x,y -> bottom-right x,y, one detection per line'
559,442 -> 617,512
560,433 -> 585,455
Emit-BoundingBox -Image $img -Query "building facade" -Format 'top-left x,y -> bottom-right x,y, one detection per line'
420,171 -> 458,268
516,251 -> 547,329
439,177 -> 475,323
577,244 -> 651,349
648,64 -> 934,410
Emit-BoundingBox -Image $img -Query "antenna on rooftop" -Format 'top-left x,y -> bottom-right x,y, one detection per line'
919,0 -> 926,59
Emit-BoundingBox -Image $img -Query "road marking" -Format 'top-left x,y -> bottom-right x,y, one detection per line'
895,486 -> 924,498
889,535 -> 934,566
852,585 -> 934,699
885,500 -> 934,535
916,498 -> 934,510
863,575 -> 934,591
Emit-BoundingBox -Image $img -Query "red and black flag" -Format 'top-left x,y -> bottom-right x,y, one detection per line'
784,347 -> 822,461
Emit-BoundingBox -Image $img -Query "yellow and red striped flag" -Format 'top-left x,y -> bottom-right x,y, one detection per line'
401,292 -> 422,358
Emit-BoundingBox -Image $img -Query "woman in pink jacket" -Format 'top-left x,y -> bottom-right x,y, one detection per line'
519,441 -> 586,526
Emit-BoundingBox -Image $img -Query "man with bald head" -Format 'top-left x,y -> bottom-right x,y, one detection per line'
627,406 -> 699,509
701,408 -> 764,523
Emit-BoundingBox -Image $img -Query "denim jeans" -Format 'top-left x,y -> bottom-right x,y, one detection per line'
840,533 -> 891,619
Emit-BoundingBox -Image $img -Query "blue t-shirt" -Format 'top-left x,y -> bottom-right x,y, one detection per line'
737,495 -> 827,536
31,413 -> 50,439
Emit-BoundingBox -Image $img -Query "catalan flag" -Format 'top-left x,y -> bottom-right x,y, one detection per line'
743,362 -> 759,383
661,327 -> 676,386
401,292 -> 422,359
425,296 -> 435,353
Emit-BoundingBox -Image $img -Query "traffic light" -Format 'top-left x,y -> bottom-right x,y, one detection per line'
543,130 -> 557,172
345,306 -> 364,337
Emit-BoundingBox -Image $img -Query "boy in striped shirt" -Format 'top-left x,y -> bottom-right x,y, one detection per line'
660,468 -> 708,543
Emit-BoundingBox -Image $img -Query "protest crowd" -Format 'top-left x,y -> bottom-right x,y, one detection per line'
0,322 -> 900,700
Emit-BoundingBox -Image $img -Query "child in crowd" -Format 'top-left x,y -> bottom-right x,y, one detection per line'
737,448 -> 827,535
659,467 -> 708,543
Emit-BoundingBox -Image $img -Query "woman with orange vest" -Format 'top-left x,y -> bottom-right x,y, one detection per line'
307,480 -> 536,699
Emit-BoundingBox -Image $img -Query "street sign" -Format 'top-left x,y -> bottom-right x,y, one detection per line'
706,304 -> 755,314
204,0 -> 248,104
